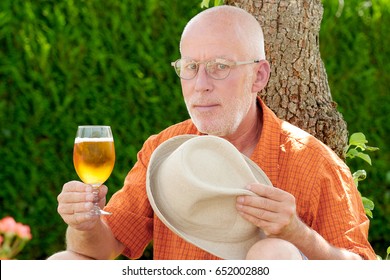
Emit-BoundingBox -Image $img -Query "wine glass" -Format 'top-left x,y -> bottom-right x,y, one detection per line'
73,125 -> 115,216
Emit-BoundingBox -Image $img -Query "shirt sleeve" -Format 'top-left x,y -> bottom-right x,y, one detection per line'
103,135 -> 157,259
311,158 -> 377,260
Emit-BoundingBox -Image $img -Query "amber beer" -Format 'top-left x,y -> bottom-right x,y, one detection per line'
73,137 -> 115,185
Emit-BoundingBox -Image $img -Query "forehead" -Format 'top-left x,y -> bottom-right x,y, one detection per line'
180,22 -> 245,59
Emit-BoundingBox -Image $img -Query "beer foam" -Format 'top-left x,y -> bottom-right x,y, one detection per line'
75,137 -> 114,143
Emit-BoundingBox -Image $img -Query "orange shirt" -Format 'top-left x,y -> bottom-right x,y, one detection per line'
104,98 -> 376,260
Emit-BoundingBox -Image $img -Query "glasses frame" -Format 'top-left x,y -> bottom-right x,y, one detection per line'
171,58 -> 260,80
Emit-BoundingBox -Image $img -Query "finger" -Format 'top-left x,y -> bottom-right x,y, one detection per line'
62,180 -> 91,192
238,211 -> 279,236
237,195 -> 279,213
237,203 -> 279,222
247,183 -> 293,203
58,191 -> 95,204
58,201 -> 94,215
237,194 -> 297,223
98,185 -> 108,199
59,182 -> 108,202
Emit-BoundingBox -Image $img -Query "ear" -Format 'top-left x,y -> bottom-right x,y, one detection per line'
251,60 -> 270,93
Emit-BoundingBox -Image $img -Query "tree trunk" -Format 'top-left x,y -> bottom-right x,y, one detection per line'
226,0 -> 348,159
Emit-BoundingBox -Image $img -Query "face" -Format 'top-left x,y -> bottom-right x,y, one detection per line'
180,25 -> 259,137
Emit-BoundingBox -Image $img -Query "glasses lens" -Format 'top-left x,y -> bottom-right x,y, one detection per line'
206,59 -> 231,80
175,59 -> 198,80
173,58 -> 234,80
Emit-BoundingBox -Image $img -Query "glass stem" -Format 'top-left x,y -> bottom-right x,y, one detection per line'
91,184 -> 101,216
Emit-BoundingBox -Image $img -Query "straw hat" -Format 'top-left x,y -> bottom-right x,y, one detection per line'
146,135 -> 272,259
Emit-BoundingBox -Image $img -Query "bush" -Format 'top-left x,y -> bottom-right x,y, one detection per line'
0,0 -> 201,259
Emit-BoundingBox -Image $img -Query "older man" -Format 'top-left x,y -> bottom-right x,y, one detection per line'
49,6 -> 375,260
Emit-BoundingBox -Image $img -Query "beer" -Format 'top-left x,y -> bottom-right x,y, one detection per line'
73,137 -> 115,185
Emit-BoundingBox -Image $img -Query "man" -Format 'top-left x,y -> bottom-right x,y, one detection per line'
49,6 -> 375,260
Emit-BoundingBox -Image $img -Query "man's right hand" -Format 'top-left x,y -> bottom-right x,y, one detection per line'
57,181 -> 108,231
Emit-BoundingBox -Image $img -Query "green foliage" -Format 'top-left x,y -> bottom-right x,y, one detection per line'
0,0 -> 201,259
345,133 -> 378,218
387,246 -> 390,260
345,133 -> 389,258
345,132 -> 379,166
200,0 -> 224,8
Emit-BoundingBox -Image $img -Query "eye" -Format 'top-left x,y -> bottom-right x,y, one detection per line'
207,61 -> 229,73
216,63 -> 229,70
213,58 -> 231,71
184,62 -> 198,71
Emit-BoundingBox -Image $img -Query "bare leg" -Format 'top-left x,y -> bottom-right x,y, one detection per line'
47,250 -> 94,260
246,238 -> 304,260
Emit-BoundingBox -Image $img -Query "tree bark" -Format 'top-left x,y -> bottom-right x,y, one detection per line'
226,0 -> 348,159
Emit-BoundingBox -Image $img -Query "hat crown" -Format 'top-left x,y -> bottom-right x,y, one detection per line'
156,136 -> 258,241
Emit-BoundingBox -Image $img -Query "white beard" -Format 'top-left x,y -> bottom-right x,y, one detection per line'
185,74 -> 254,136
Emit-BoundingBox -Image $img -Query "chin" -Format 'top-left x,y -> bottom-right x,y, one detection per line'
196,124 -> 231,137
191,114 -> 236,136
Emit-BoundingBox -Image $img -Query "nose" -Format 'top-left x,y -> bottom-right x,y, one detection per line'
194,64 -> 213,93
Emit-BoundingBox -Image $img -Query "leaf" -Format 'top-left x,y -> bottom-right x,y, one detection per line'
347,148 -> 372,165
387,246 -> 390,255
200,0 -> 223,8
346,148 -> 359,158
365,146 -> 379,152
353,170 -> 367,181
356,152 -> 372,165
364,209 -> 373,219
358,193 -> 374,218
362,196 -> 375,210
200,0 -> 210,8
349,132 -> 368,148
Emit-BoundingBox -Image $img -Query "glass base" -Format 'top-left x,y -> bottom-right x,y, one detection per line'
90,206 -> 111,216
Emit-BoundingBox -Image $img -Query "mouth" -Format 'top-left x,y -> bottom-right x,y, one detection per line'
192,104 -> 220,112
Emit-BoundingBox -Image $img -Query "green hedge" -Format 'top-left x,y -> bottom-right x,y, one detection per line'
0,0 -> 388,259
0,0 -> 201,259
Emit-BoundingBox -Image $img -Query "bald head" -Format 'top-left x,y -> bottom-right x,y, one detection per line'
180,6 -> 266,59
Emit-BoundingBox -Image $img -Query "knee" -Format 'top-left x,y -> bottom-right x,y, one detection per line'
246,238 -> 303,260
47,250 -> 94,260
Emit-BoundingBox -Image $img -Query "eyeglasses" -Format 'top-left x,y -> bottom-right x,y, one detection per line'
171,58 -> 260,80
